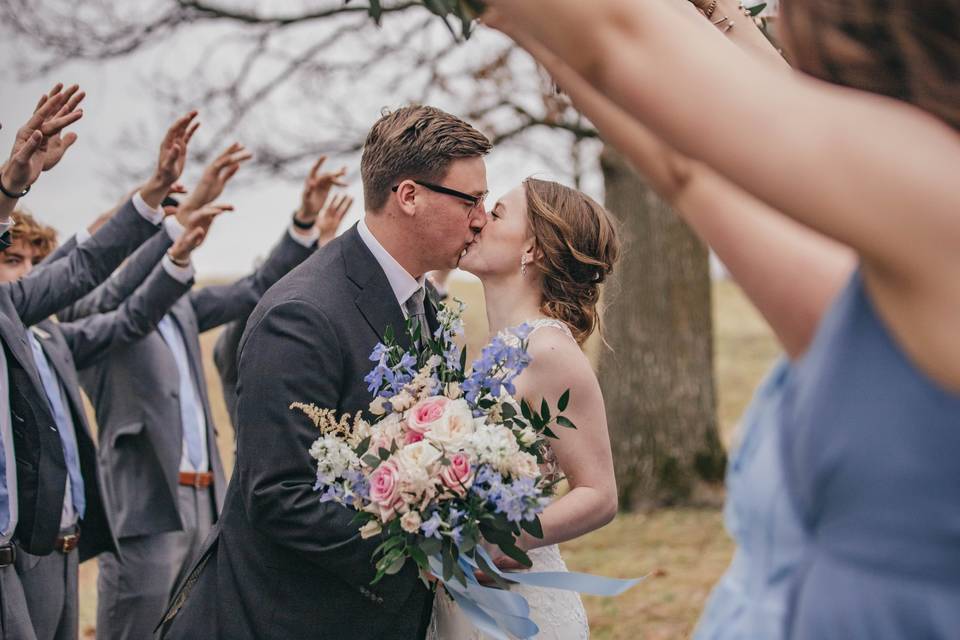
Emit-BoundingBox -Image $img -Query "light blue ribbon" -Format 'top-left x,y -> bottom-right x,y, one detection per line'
429,548 -> 644,639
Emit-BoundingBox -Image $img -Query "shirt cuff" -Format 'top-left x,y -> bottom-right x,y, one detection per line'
0,217 -> 13,235
133,192 -> 165,226
164,215 -> 186,242
161,254 -> 195,284
289,224 -> 319,248
75,228 -> 92,245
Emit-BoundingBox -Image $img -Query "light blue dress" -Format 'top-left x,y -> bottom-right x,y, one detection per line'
693,358 -> 804,640
780,270 -> 960,639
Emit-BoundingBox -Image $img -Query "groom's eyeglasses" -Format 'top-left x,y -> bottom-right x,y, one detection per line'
392,180 -> 488,212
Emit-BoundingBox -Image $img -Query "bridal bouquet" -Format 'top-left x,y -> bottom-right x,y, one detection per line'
298,300 -> 639,638
297,299 -> 572,587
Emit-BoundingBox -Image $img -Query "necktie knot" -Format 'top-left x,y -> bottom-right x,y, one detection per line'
404,288 -> 428,349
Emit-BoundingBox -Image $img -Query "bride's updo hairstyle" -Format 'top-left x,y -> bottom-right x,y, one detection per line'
523,178 -> 620,345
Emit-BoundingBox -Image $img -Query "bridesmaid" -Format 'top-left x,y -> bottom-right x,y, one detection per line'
480,0 -> 960,637
484,2 -> 854,636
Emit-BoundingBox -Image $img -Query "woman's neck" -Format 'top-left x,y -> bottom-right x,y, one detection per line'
481,274 -> 545,338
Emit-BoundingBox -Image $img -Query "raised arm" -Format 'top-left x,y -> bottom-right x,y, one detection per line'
191,157 -> 351,333
482,0 -> 960,278
511,8 -> 853,357
55,225 -> 209,369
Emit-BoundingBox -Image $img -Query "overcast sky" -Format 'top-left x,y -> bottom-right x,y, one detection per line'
1,10 -> 601,279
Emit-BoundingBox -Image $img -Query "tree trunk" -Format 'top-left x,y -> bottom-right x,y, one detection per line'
598,145 -> 725,508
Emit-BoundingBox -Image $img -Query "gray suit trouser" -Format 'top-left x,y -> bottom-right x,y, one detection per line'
97,485 -> 214,640
11,538 -> 79,640
1,562 -> 37,640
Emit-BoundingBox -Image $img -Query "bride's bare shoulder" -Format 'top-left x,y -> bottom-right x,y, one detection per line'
521,325 -> 599,398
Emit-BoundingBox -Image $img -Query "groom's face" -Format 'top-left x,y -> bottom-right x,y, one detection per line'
417,156 -> 489,270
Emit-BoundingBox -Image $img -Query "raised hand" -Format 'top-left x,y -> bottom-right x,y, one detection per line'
316,193 -> 353,246
1,83 -> 85,198
141,111 -> 200,208
179,143 -> 251,218
40,86 -> 86,172
295,156 -> 348,227
168,203 -> 233,263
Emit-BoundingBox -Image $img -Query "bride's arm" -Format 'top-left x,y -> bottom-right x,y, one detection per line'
511,328 -> 618,553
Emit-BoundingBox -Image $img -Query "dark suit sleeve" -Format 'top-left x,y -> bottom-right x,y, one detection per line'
58,227 -> 173,322
38,234 -> 77,266
56,262 -> 192,370
4,198 -> 159,326
0,229 -> 9,249
235,299 -> 411,600
190,230 -> 314,334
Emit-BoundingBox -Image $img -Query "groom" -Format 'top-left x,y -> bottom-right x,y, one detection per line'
161,105 -> 491,639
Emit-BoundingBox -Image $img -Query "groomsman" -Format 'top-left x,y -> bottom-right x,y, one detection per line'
0,86 -> 184,639
213,181 -> 353,430
68,153 -> 348,640
0,207 -> 217,640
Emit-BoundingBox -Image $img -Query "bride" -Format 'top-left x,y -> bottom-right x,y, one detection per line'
429,178 -> 622,639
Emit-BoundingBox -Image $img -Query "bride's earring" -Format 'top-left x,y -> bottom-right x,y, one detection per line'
520,255 -> 528,277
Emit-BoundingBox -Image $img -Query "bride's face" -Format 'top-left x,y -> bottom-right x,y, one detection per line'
458,185 -> 532,279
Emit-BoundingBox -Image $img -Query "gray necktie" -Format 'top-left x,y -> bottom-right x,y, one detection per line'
404,287 -> 427,350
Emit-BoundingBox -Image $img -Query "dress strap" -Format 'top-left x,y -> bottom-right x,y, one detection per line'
526,318 -> 576,342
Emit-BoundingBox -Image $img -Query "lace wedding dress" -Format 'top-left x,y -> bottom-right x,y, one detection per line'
426,318 -> 590,640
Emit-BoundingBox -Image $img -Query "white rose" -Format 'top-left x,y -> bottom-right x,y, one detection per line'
426,399 -> 476,448
391,390 -> 416,412
359,520 -> 383,539
400,510 -> 423,534
518,426 -> 538,447
511,452 -> 541,479
394,441 -> 444,475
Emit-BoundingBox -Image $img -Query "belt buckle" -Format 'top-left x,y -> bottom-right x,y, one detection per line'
59,533 -> 79,554
0,544 -> 15,567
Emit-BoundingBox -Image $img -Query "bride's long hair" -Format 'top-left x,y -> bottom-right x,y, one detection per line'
523,178 -> 621,345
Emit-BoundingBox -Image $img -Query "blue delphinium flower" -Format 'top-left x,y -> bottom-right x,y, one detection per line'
420,512 -> 444,539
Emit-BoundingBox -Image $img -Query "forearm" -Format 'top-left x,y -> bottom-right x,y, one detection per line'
676,171 -> 855,357
519,485 -> 617,551
11,196 -> 160,324
520,0 -> 960,272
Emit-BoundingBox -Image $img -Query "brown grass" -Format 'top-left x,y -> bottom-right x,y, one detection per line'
76,277 -> 778,639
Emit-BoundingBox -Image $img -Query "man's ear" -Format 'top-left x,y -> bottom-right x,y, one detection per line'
394,180 -> 417,218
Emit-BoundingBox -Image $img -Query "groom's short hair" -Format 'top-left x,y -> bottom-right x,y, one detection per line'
361,105 -> 492,211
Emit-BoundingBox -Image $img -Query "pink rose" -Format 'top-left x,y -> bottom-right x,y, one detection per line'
369,461 -> 400,507
407,396 -> 450,434
440,452 -> 474,497
404,430 -> 424,445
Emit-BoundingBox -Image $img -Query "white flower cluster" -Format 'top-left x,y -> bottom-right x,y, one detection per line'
309,434 -> 360,485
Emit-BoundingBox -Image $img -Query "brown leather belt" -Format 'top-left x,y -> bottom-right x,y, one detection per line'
179,471 -> 214,489
55,531 -> 80,554
0,543 -> 14,567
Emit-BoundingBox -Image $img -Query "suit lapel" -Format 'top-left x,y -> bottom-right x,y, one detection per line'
342,226 -> 410,349
32,322 -> 91,438
0,311 -> 45,395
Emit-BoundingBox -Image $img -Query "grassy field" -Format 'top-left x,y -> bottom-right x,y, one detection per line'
76,278 -> 778,638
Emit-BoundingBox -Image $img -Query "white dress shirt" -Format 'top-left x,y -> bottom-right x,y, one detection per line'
0,354 -> 16,544
357,217 -> 424,315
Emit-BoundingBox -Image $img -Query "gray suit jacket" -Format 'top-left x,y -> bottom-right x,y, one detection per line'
0,198 -> 160,555
76,230 -> 314,539
30,261 -> 191,561
161,225 -> 436,640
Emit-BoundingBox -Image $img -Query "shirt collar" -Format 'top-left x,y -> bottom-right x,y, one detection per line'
357,217 -> 424,306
